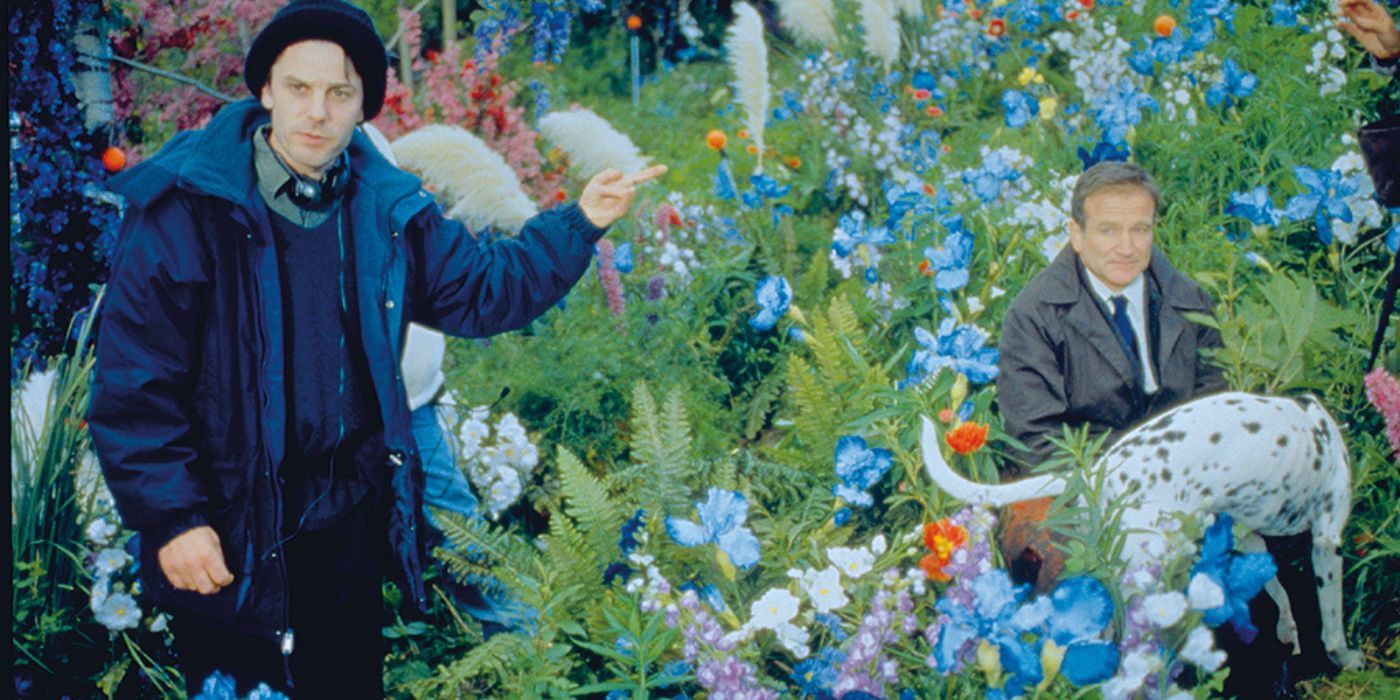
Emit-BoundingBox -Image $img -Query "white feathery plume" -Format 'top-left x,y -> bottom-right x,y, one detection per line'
391,125 -> 538,233
857,0 -> 901,68
359,121 -> 398,166
725,2 -> 770,173
538,108 -> 650,178
892,0 -> 923,20
774,0 -> 838,48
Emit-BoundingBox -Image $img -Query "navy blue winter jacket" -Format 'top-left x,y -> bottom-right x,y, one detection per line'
88,99 -> 604,641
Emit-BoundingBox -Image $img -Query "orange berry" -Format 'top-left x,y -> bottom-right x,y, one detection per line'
626,15 -> 642,31
706,129 -> 727,150
101,146 -> 126,172
786,156 -> 802,169
1153,14 -> 1176,37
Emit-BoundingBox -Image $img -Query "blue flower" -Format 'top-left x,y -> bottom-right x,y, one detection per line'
1283,166 -> 1357,245
903,319 -> 1001,388
613,242 -> 634,274
192,671 -> 290,700
1191,513 -> 1278,642
1386,210 -> 1400,253
924,222 -> 974,292
832,211 -> 894,258
1002,90 -> 1037,129
772,89 -> 805,121
714,157 -> 737,201
1226,186 -> 1282,227
602,561 -> 633,585
750,276 -> 792,331
1076,140 -> 1131,170
742,175 -> 795,226
1271,0 -> 1302,27
932,570 -> 1032,673
1016,577 -> 1121,687
1190,0 -> 1237,33
1205,58 -> 1257,108
911,69 -> 938,93
1091,79 -> 1158,145
791,646 -> 845,698
665,488 -> 761,569
619,509 -> 647,554
831,435 -> 893,507
883,180 -> 939,232
962,150 -> 1024,203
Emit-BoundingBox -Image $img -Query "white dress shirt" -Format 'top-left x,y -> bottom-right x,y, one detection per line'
1083,271 -> 1159,394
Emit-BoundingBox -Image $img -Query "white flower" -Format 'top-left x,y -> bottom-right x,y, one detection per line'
93,548 -> 132,577
800,567 -> 849,613
748,588 -> 800,629
870,535 -> 887,555
1181,624 -> 1227,671
827,545 -> 874,579
90,575 -> 111,612
94,592 -> 142,631
85,518 -> 118,546
774,621 -> 812,659
1143,591 -> 1188,628
1101,649 -> 1161,700
1188,573 -> 1225,610
149,612 -> 169,633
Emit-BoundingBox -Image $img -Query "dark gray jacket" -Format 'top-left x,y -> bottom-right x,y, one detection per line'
995,246 -> 1226,475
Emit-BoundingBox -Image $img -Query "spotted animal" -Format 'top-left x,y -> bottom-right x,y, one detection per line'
920,391 -> 1360,669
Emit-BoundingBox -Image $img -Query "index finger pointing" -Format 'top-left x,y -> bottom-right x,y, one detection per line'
625,164 -> 669,186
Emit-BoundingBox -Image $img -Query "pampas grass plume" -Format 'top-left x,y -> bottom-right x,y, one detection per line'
391,125 -> 538,233
726,2 -> 770,173
892,0 -> 923,19
538,108 -> 650,178
774,0 -> 838,47
858,0 -> 901,68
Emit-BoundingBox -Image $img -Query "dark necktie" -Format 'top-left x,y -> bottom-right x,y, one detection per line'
1110,295 -> 1141,366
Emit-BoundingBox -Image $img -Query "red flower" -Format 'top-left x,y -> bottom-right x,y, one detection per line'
938,408 -> 955,423
945,421 -> 989,456
913,88 -> 932,101
919,519 -> 969,581
919,259 -> 935,277
926,105 -> 944,117
1078,0 -> 1096,9
987,18 -> 1006,38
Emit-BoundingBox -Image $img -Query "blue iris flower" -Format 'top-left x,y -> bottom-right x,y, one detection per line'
1002,89 -> 1037,129
932,570 -> 1034,674
194,671 -> 289,700
1190,0 -> 1237,33
924,224 -> 974,292
1283,166 -> 1357,245
1387,210 -> 1400,253
1226,186 -> 1282,227
1076,140 -> 1131,170
742,175 -> 795,226
1205,58 -> 1257,108
962,150 -> 1024,204
1271,0 -> 1302,27
1092,79 -> 1158,146
883,180 -> 939,232
714,156 -> 737,201
613,242 -> 635,274
749,275 -> 792,331
665,488 -> 761,569
903,318 -> 1001,388
1191,513 -> 1278,642
832,435 -> 894,507
832,210 -> 895,258
772,89 -> 806,121
1013,577 -> 1121,687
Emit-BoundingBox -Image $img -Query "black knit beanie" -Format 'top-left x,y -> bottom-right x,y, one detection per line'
244,0 -> 388,120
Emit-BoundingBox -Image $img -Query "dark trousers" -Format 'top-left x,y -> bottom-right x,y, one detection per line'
174,496 -> 388,698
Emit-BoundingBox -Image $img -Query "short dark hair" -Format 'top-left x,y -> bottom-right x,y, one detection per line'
1070,161 -> 1160,227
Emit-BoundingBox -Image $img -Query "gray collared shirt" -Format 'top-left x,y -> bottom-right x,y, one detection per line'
253,125 -> 338,227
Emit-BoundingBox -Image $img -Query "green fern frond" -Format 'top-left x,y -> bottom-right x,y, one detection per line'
540,508 -> 599,592
787,354 -> 841,457
556,445 -> 625,559
434,510 -> 538,588
403,632 -> 533,698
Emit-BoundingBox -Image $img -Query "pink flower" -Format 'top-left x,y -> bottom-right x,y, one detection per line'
1364,367 -> 1400,460
595,239 -> 625,316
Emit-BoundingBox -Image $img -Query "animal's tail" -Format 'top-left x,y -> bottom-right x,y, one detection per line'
920,415 -> 1064,506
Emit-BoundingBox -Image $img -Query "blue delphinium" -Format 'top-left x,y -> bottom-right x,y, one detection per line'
1191,513 -> 1277,642
1283,166 -> 1357,245
1092,79 -> 1158,146
1271,0 -> 1303,27
924,222 -> 974,293
714,156 -> 738,201
1076,140 -> 1131,170
1002,89 -> 1038,129
666,488 -> 761,569
750,276 -> 792,331
902,319 -> 1001,388
742,175 -> 795,226
1226,186 -> 1282,227
1205,58 -> 1257,108
831,435 -> 894,507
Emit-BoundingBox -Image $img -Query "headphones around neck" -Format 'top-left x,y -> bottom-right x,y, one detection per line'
266,133 -> 350,210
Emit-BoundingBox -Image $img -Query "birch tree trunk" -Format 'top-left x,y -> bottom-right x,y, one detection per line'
70,6 -> 113,134
442,0 -> 457,57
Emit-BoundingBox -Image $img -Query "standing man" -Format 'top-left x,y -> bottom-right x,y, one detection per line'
87,0 -> 664,695
994,161 -> 1316,697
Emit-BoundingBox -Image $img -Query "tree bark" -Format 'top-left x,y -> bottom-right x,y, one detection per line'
70,7 -> 113,135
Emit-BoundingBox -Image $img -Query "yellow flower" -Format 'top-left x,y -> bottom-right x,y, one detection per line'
1018,67 -> 1044,86
1038,639 -> 1067,691
1038,96 -> 1058,120
976,639 -> 1003,684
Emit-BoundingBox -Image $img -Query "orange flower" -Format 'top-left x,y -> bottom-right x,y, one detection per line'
919,259 -> 934,277
1067,10 -> 1080,20
926,105 -> 943,117
745,144 -> 759,154
919,518 -> 969,581
102,146 -> 126,172
1153,15 -> 1176,37
554,189 -> 568,202
938,408 -> 955,423
968,7 -> 983,20
922,182 -> 935,195
904,84 -> 914,94
737,128 -> 750,139
706,129 -> 727,150
913,88 -> 932,101
945,421 -> 989,455
987,18 -> 1006,37
786,156 -> 802,169
626,15 -> 642,31
1078,0 -> 1095,9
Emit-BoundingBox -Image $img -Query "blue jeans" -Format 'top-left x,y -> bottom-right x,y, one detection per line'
411,403 -> 532,632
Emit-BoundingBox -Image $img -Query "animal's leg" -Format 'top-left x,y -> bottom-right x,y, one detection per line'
1240,532 -> 1299,655
1313,491 -> 1361,669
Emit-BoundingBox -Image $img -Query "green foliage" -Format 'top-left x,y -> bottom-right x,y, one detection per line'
785,295 -> 888,460
609,382 -> 697,514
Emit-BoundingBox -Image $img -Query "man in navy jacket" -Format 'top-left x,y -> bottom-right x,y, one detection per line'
87,0 -> 663,695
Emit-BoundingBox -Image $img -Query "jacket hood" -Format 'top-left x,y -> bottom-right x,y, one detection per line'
111,98 -> 429,230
